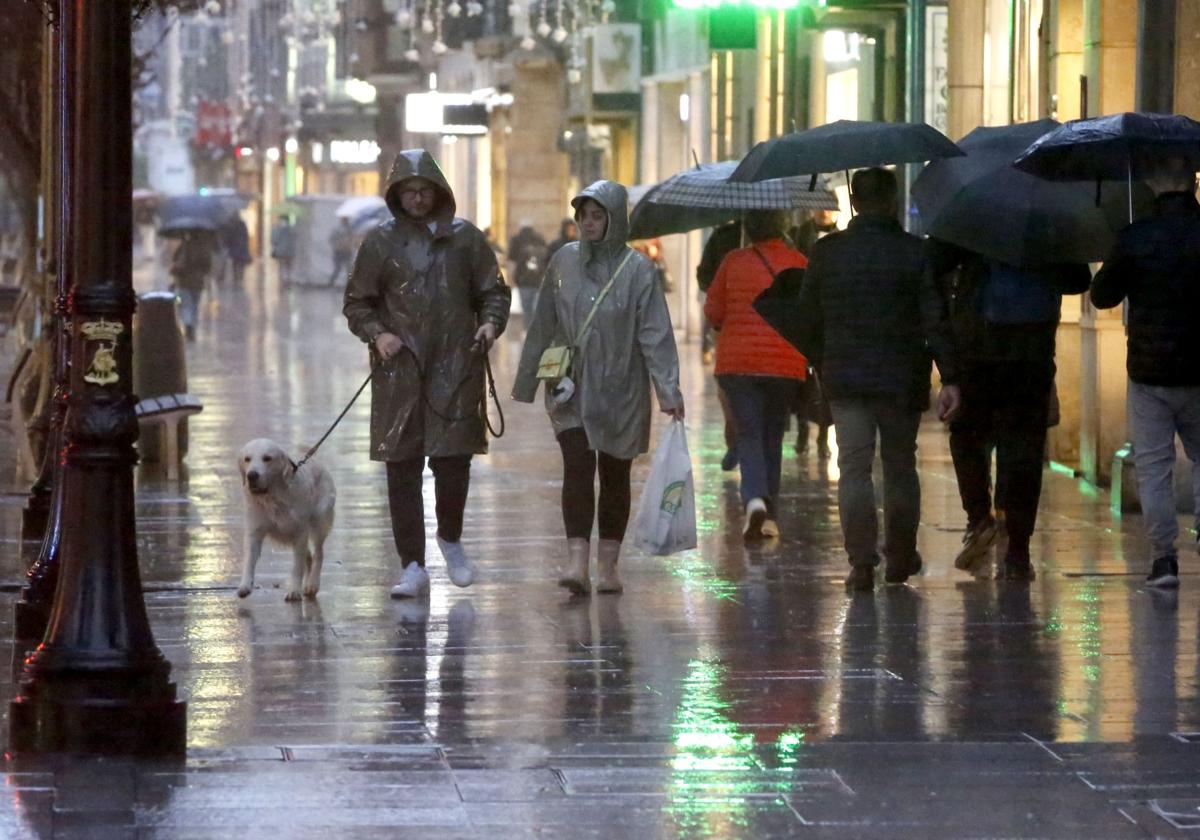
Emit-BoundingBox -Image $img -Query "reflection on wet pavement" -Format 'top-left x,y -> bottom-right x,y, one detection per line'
0,272 -> 1197,838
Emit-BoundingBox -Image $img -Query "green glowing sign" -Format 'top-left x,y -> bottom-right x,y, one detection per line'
674,0 -> 819,7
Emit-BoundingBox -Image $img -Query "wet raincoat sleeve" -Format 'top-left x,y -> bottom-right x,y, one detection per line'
635,262 -> 683,411
342,233 -> 390,343
470,235 -> 512,331
511,254 -> 563,403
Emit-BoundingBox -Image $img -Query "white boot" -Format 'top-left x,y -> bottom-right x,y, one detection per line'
596,539 -> 623,594
559,538 -> 590,595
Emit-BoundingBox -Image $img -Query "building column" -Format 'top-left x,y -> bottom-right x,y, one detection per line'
1177,0 -> 1200,117
946,0 -> 985,139
1082,0 -> 1137,116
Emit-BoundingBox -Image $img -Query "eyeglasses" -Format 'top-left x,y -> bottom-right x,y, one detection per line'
399,186 -> 436,200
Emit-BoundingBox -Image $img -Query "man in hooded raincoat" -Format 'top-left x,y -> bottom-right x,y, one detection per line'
344,150 -> 511,598
513,180 -> 683,594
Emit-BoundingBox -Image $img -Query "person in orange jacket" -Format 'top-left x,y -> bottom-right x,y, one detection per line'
704,210 -> 808,541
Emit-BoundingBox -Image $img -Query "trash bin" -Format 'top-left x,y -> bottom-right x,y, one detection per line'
133,291 -> 188,462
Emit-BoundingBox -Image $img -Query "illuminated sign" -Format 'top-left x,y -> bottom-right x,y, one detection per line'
329,140 -> 382,165
405,92 -> 491,136
673,0 -> 820,8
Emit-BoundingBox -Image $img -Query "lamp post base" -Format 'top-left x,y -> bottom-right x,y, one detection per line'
9,664 -> 186,757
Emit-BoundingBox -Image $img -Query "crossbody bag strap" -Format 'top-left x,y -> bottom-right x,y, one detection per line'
574,248 -> 635,349
751,245 -> 776,277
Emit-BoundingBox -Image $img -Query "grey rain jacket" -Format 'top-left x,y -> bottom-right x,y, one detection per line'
343,150 -> 511,461
512,180 -> 683,460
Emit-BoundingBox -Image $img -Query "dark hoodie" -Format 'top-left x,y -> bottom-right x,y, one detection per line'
343,149 -> 511,460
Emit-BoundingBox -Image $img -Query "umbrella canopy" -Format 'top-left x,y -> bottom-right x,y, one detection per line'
629,161 -> 838,239
157,194 -> 228,236
1013,112 -> 1200,180
730,120 -> 963,183
351,205 -> 391,235
335,195 -> 387,219
912,119 -> 1152,266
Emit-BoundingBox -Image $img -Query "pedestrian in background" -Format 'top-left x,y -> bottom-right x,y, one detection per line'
1091,154 -> 1200,588
928,240 -> 1089,581
513,180 -> 684,596
546,217 -> 578,261
696,220 -> 743,469
328,217 -> 354,286
704,210 -> 808,541
170,229 -> 213,342
795,168 -> 960,591
271,215 -> 296,284
220,213 -> 251,286
344,150 -> 511,599
508,220 -> 549,324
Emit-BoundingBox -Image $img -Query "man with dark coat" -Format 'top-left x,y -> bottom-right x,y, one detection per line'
507,220 -> 549,323
1091,156 -> 1200,588
795,168 -> 960,591
220,214 -> 251,285
546,218 -> 578,261
928,242 -> 1090,581
344,150 -> 511,598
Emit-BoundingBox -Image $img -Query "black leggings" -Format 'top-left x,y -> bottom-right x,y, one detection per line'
386,456 -> 471,568
557,428 -> 633,542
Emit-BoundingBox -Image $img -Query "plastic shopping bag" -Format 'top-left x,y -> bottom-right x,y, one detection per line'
632,419 -> 697,556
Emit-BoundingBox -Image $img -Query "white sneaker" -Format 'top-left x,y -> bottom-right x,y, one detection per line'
439,536 -> 475,587
390,563 -> 430,599
743,498 -> 768,540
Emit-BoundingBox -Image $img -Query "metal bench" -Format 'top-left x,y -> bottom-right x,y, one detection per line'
135,393 -> 202,480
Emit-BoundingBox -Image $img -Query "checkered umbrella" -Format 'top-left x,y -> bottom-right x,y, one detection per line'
629,161 -> 838,239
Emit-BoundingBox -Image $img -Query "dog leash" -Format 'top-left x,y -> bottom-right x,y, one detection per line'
292,346 -> 504,472
293,367 -> 377,472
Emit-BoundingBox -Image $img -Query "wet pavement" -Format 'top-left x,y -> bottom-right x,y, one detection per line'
0,269 -> 1198,838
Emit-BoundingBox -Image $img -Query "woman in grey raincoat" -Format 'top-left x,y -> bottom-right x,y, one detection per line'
513,180 -> 684,595
344,150 -> 511,599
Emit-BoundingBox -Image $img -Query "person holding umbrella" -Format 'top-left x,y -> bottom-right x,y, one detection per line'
794,168 -> 960,591
704,210 -> 808,541
1091,155 -> 1200,588
169,229 -> 215,342
928,242 -> 1090,580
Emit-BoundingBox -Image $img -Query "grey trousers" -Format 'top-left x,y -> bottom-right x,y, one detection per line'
1129,382 -> 1200,558
829,397 -> 923,567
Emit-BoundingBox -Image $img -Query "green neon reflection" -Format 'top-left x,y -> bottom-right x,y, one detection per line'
668,656 -> 804,833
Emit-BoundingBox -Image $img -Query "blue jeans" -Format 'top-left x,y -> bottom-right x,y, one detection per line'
1129,382 -> 1200,559
518,287 -> 539,322
829,397 -> 923,567
718,375 -> 802,508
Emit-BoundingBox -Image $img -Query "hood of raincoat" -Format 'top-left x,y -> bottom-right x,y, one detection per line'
384,149 -> 457,230
570,180 -> 629,262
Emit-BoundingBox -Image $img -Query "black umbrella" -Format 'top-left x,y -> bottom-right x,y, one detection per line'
157,194 -> 227,237
628,161 -> 838,240
729,120 -> 964,183
1014,112 -> 1200,221
1013,112 -> 1200,180
912,119 -> 1153,266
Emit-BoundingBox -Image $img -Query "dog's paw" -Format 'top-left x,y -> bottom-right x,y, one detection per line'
284,589 -> 302,602
237,585 -> 253,598
303,584 -> 319,599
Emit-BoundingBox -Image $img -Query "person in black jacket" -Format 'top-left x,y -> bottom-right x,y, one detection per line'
796,168 -> 960,591
928,242 -> 1090,581
1091,155 -> 1200,588
697,221 -> 744,469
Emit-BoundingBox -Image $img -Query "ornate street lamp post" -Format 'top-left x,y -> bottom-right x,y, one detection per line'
9,0 -> 187,756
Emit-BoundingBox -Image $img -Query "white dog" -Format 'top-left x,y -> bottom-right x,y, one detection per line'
237,438 -> 336,601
